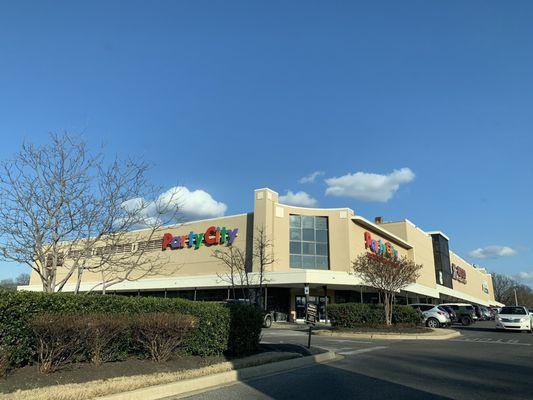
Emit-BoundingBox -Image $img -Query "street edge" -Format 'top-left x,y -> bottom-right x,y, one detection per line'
314,329 -> 462,340
94,351 -> 338,400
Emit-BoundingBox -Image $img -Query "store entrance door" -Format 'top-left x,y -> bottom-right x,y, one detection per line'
295,295 -> 330,321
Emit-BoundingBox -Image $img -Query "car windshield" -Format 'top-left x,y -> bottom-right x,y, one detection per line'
500,307 -> 526,315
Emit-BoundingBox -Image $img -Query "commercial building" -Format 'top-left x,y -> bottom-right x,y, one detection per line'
22,188 -> 501,321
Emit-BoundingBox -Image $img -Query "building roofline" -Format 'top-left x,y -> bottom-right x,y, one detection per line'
351,216 -> 413,249
164,213 -> 250,230
278,202 -> 354,214
426,230 -> 451,241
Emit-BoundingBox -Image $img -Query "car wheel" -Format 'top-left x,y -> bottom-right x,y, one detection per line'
263,315 -> 272,328
426,317 -> 440,329
461,316 -> 472,326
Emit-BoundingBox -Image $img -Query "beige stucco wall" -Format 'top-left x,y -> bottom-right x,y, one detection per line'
26,188 -> 496,305
380,221 -> 437,290
349,221 -> 410,265
450,252 -> 495,303
380,220 -> 496,304
30,213 -> 252,288
251,188 -> 411,274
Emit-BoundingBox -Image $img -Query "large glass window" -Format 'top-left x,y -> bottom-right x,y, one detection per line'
289,215 -> 329,269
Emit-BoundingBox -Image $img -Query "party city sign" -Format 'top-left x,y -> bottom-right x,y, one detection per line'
162,226 -> 238,251
364,231 -> 399,258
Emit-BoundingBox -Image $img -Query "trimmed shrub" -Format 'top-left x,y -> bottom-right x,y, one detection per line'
391,304 -> 423,325
226,304 -> 263,356
30,314 -> 89,373
84,314 -> 131,365
133,313 -> 197,362
0,344 -> 10,378
0,289 -> 262,369
328,303 -> 422,328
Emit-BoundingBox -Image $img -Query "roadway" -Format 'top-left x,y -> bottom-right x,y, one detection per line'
177,321 -> 533,400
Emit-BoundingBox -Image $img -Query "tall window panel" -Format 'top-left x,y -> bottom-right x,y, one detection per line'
289,215 -> 329,270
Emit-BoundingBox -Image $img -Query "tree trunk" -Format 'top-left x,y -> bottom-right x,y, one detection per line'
383,292 -> 392,326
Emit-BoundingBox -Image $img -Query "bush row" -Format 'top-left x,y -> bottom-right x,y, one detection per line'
30,313 -> 197,373
0,289 -> 263,370
327,303 -> 422,328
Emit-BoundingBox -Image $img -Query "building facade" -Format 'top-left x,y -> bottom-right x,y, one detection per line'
22,188 -> 501,321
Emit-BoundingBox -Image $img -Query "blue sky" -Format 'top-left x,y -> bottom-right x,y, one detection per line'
0,1 -> 532,284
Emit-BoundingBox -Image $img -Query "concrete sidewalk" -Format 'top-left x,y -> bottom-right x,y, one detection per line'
94,351 -> 339,400
314,328 -> 461,340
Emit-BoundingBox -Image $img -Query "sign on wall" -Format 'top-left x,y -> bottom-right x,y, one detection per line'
364,231 -> 399,259
162,226 -> 238,251
451,263 -> 467,284
482,281 -> 489,294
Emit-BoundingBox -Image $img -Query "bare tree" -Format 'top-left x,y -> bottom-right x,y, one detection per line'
15,272 -> 30,286
252,226 -> 274,309
0,273 -> 30,290
211,226 -> 273,308
352,253 -> 422,326
212,246 -> 250,301
0,133 -> 181,294
491,272 -> 518,304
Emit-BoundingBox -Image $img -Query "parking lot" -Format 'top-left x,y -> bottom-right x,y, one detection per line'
181,321 -> 533,400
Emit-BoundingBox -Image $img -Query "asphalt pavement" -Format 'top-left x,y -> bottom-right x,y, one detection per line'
176,321 -> 533,400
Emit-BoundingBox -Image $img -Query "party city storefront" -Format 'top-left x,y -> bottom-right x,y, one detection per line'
20,188 -> 502,322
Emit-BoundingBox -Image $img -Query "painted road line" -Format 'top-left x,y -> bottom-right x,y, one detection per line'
326,339 -> 374,344
451,338 -> 531,346
263,331 -> 307,337
338,346 -> 388,356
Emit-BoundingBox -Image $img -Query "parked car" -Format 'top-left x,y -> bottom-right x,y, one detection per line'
409,303 -> 451,328
438,305 -> 458,323
495,306 -> 533,333
472,305 -> 483,320
488,307 -> 498,320
439,303 -> 477,326
479,306 -> 491,321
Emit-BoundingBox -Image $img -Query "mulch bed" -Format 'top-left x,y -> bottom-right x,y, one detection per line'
333,325 -> 432,334
0,344 -> 315,394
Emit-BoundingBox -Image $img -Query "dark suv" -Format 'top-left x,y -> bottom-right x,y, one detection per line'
439,303 -> 476,326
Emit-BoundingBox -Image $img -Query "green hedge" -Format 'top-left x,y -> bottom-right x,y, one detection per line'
0,290 -> 262,367
328,303 -> 422,328
226,304 -> 263,356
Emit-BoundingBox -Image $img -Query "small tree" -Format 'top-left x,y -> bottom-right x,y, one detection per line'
352,253 -> 422,326
252,226 -> 274,309
213,246 -> 250,301
212,226 -> 273,309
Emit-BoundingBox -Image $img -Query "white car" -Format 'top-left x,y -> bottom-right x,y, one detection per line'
495,306 -> 533,332
409,304 -> 451,328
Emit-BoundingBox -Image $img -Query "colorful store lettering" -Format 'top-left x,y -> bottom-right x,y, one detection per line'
162,226 -> 238,251
364,231 -> 398,258
451,263 -> 467,284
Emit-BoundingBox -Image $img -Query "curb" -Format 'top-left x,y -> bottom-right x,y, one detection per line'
314,329 -> 461,340
94,351 -> 338,400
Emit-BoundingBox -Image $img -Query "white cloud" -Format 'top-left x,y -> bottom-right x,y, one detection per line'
324,167 -> 415,202
122,186 -> 227,225
299,171 -> 324,184
516,271 -> 533,281
279,191 -> 318,207
468,246 -> 517,259
515,272 -> 533,287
